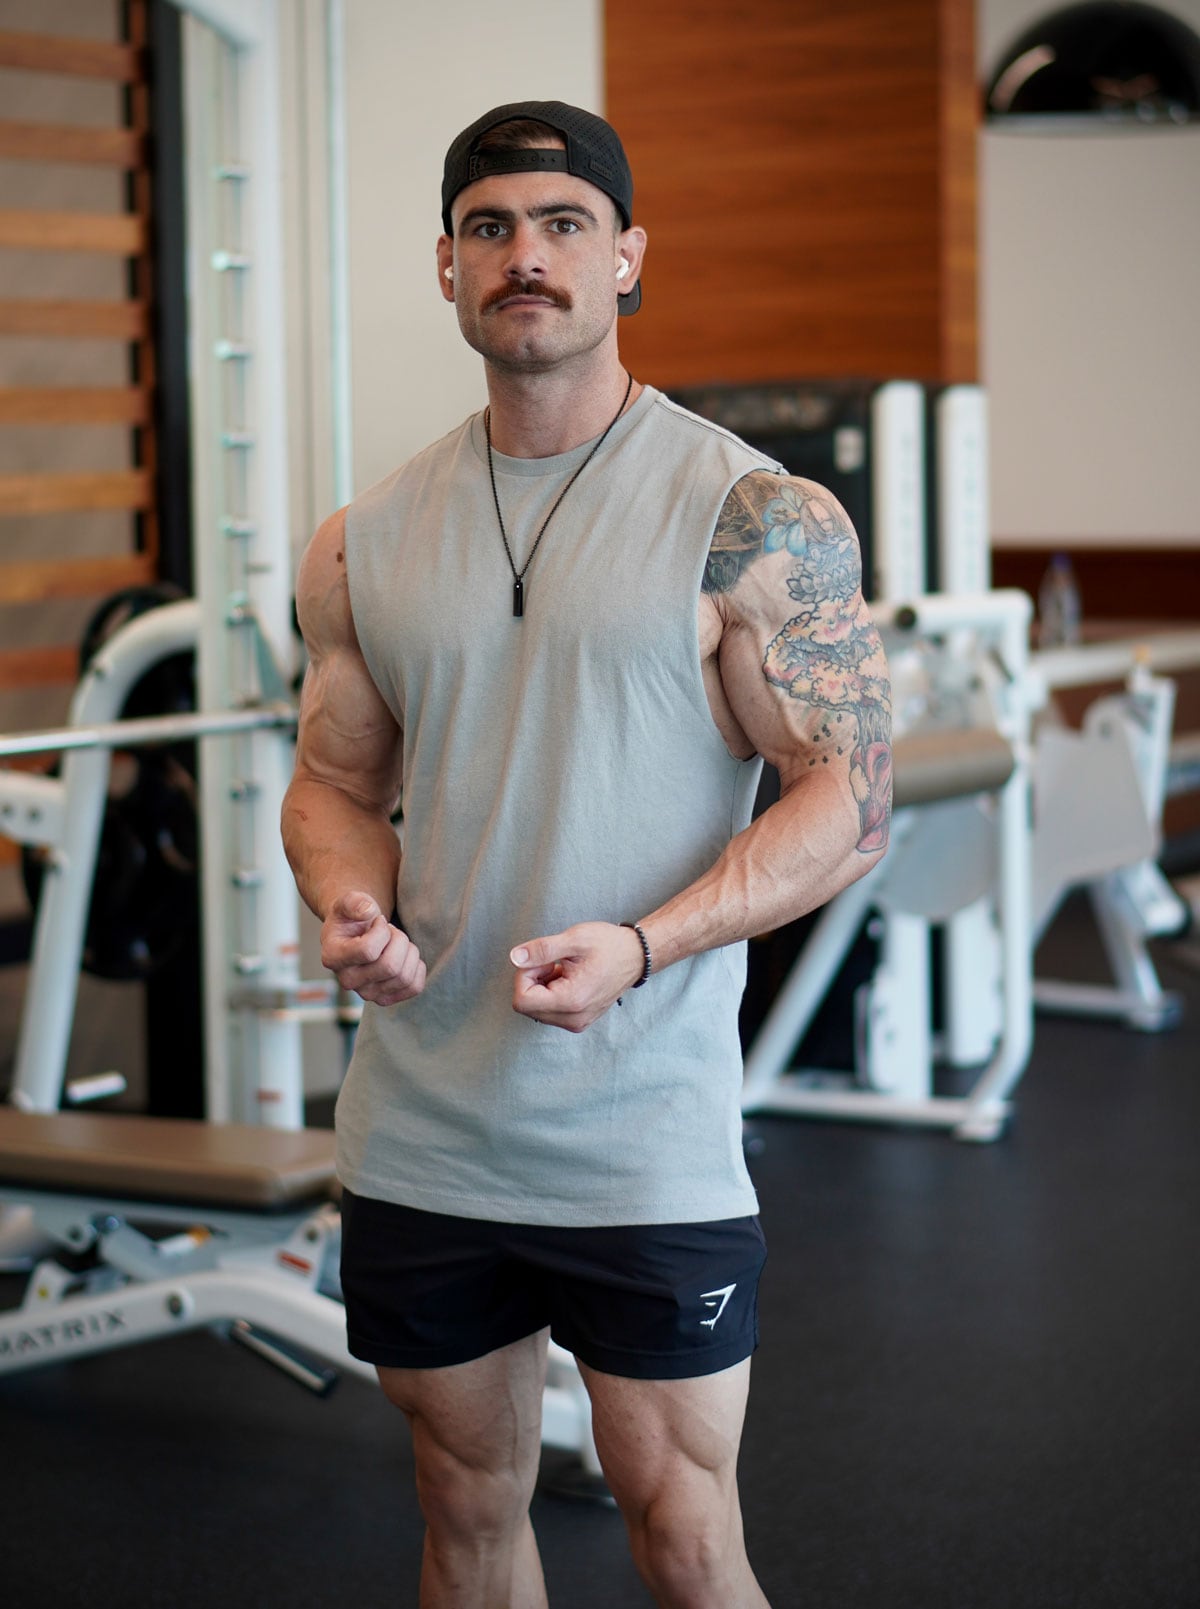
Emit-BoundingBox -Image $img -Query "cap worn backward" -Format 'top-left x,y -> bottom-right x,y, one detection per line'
441,99 -> 641,316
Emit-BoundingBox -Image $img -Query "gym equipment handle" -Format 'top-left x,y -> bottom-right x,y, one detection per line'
0,705 -> 296,761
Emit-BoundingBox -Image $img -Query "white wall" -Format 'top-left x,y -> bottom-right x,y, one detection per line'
340,0 -> 602,497
979,0 -> 1200,547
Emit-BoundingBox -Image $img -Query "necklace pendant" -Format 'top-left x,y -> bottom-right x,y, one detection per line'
512,577 -> 525,618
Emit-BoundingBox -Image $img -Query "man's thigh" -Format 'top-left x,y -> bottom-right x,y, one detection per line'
578,1358 -> 753,1509
378,1327 -> 553,1480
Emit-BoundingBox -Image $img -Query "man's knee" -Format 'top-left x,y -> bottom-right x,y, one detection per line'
376,1356 -> 544,1543
628,1491 -> 743,1604
411,1430 -> 535,1543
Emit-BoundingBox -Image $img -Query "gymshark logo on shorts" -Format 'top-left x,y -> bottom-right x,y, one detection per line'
699,1284 -> 736,1330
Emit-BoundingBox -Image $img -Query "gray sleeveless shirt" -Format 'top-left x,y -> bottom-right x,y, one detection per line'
337,386 -> 780,1226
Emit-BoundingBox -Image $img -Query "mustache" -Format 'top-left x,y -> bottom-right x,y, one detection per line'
481,279 -> 572,313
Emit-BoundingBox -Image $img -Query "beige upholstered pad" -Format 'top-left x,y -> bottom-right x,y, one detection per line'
0,1109 -> 338,1210
892,727 -> 1014,810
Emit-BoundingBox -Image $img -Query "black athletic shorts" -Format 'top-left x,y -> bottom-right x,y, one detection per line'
339,1188 -> 767,1381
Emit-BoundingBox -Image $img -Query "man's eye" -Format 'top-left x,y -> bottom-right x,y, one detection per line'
477,221 -> 506,238
550,219 -> 580,234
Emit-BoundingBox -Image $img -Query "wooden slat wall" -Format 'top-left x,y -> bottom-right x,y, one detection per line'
0,552 -> 156,605
0,122 -> 145,167
124,0 -> 157,580
0,645 -> 79,689
0,301 -> 148,340
0,29 -> 141,81
0,469 -> 152,516
605,0 -> 978,388
0,5 -> 159,864
0,386 -> 149,423
937,0 -> 978,382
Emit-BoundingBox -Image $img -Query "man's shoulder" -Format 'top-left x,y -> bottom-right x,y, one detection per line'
643,389 -> 784,469
350,414 -> 481,522
703,469 -> 863,603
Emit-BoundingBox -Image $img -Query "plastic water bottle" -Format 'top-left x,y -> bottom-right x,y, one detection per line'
1038,553 -> 1082,647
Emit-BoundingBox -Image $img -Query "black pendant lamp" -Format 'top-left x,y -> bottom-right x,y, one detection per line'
985,2 -> 1200,127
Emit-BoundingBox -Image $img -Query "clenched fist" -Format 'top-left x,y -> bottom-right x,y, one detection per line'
510,921 -> 646,1032
321,891 -> 426,1006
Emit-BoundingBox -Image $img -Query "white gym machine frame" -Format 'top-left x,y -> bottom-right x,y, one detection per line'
1027,631 -> 1200,1032
741,588 -> 1035,1143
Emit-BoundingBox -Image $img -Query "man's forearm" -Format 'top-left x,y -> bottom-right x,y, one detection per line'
281,777 -> 402,922
636,775 -> 879,974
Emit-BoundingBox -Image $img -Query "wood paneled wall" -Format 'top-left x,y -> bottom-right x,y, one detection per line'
0,9 -> 159,699
605,0 -> 978,388
0,7 -> 159,866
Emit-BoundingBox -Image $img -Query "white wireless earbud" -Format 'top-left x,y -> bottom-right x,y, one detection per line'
616,259 -> 630,281
444,266 -> 454,280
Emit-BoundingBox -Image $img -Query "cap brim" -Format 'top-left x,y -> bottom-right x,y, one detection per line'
617,278 -> 642,316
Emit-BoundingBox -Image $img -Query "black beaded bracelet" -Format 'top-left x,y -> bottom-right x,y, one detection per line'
621,921 -> 653,988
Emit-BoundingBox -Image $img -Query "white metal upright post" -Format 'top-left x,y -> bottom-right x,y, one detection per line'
935,384 -> 1003,1067
180,0 -> 304,1126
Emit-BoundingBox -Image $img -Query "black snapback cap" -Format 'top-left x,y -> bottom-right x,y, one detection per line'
441,100 -> 641,316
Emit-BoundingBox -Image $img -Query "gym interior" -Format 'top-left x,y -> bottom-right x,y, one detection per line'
2,2 -> 1198,1605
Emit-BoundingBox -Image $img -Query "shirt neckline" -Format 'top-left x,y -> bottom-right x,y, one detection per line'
469,384 -> 658,478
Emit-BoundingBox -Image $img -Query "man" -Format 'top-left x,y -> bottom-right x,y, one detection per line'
282,100 -> 891,1609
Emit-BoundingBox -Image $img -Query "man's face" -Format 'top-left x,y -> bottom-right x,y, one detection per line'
437,161 -> 634,375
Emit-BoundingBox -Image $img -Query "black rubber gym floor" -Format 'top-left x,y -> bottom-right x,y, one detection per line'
1,902 -> 1198,1608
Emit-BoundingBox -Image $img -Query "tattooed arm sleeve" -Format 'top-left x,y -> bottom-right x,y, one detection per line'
633,472 -> 892,972
704,471 -> 892,856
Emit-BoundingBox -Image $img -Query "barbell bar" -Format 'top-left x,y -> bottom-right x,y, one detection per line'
0,704 -> 297,762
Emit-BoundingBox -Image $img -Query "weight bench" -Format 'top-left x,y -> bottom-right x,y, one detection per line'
0,1110 -> 600,1471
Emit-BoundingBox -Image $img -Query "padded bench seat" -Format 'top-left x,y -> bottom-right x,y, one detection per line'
0,1108 -> 338,1211
892,727 -> 1014,810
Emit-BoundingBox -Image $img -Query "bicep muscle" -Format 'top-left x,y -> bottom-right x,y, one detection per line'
705,472 -> 893,856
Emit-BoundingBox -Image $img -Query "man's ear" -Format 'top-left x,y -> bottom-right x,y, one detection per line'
616,224 -> 647,287
436,235 -> 455,302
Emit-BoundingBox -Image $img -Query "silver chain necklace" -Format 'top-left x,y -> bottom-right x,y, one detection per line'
485,371 -> 634,618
